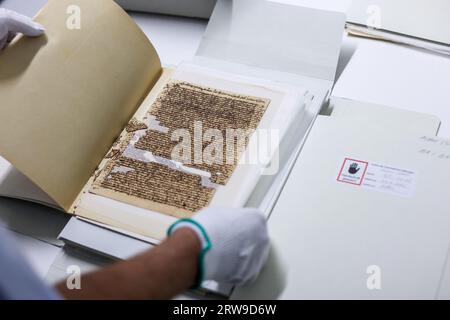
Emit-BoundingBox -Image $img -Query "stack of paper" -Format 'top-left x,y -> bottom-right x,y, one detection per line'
347,0 -> 450,55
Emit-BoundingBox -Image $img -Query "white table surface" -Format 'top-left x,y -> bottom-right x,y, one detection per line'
1,0 -> 450,299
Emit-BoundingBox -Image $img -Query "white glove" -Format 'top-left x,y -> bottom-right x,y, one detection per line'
168,207 -> 270,287
0,9 -> 44,50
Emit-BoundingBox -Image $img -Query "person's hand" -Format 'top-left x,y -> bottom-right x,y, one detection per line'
168,207 -> 270,287
0,9 -> 44,50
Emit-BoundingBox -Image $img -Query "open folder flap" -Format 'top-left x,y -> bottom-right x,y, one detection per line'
0,0 -> 161,211
330,97 -> 442,136
196,0 -> 346,82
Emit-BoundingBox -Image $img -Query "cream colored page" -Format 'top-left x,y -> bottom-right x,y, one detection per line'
0,0 -> 161,211
74,69 -> 176,241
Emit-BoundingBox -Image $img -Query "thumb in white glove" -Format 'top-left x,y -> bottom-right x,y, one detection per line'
168,207 -> 270,287
0,9 -> 44,50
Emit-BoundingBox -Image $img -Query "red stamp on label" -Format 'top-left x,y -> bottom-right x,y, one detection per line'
337,158 -> 369,186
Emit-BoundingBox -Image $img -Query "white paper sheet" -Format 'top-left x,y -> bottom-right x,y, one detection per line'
234,115 -> 450,299
348,0 -> 450,46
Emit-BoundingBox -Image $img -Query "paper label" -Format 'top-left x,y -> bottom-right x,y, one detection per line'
337,158 -> 415,197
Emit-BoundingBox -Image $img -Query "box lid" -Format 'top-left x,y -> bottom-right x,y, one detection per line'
196,0 -> 346,81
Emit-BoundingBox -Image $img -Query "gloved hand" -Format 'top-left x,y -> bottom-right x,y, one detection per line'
0,8 -> 44,50
168,207 -> 270,287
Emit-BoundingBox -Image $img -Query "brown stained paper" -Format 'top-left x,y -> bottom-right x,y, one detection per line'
91,81 -> 269,217
126,118 -> 149,133
137,81 -> 269,184
99,158 -> 215,215
0,0 -> 162,211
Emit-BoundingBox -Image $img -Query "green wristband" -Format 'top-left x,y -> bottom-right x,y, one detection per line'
167,219 -> 212,289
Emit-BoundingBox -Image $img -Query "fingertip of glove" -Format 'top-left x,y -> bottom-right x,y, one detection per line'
242,207 -> 264,215
2,9 -> 45,37
249,209 -> 268,227
27,22 -> 45,36
34,22 -> 45,32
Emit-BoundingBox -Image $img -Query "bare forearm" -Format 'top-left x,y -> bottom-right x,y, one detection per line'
56,228 -> 201,300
